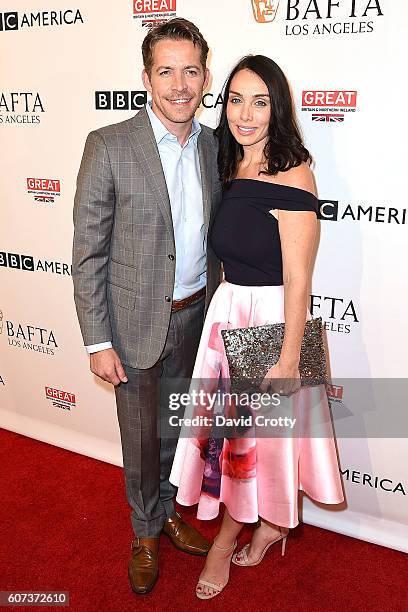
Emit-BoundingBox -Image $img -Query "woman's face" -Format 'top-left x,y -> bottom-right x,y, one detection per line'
226,68 -> 271,149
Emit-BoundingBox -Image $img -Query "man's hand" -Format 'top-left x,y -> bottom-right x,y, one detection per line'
90,348 -> 128,386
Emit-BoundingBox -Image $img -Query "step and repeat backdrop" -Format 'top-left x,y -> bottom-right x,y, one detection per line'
1,1 -> 407,552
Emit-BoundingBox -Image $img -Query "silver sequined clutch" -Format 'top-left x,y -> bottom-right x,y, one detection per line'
221,317 -> 328,392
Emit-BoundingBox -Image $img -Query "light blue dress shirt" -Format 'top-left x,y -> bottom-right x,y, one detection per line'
86,102 -> 206,354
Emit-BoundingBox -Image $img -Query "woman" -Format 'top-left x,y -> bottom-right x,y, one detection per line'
169,55 -> 344,600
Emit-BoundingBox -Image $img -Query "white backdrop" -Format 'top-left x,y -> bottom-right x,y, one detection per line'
1,0 -> 407,552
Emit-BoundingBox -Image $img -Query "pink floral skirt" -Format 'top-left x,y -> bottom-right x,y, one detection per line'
169,281 -> 344,528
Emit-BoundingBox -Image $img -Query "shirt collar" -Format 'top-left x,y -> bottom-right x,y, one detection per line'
146,100 -> 201,145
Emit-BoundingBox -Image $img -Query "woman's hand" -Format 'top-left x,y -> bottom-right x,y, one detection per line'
260,360 -> 301,396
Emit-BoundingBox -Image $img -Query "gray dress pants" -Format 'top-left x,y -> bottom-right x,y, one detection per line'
114,296 -> 205,537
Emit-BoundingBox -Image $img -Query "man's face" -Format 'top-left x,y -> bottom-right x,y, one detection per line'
142,39 -> 209,128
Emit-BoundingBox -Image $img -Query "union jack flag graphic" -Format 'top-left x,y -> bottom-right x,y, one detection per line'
142,19 -> 168,27
312,114 -> 344,122
34,195 -> 54,203
52,401 -> 71,411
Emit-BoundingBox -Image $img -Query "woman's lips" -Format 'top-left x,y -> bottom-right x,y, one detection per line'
236,125 -> 257,136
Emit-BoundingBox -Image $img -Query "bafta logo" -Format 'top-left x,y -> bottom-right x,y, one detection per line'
251,0 -> 280,23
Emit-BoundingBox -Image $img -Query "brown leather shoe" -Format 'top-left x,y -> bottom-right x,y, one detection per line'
128,537 -> 159,594
163,511 -> 210,556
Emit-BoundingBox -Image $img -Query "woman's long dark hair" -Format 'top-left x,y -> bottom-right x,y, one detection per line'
214,55 -> 311,186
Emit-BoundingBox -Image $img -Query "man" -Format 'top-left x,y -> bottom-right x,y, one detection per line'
72,18 -> 221,594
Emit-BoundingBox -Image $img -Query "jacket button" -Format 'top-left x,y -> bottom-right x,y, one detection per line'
168,254 -> 174,260
165,296 -> 171,302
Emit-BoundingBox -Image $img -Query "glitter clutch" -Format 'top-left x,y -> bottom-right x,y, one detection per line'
221,317 -> 328,392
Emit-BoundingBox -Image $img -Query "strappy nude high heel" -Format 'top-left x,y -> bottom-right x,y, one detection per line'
232,526 -> 289,567
196,539 -> 237,600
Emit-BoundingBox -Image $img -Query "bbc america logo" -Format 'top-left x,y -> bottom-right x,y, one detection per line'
0,251 -> 71,275
0,12 -> 17,30
95,91 -> 147,110
0,10 -> 83,31
317,200 -> 407,224
317,200 -> 339,221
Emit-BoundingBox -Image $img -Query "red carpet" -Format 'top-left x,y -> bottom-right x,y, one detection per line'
1,428 -> 406,612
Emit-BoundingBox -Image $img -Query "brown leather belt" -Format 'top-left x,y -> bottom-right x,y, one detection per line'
171,287 -> 206,312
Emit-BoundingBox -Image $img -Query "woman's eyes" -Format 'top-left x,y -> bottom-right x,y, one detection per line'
229,97 -> 268,107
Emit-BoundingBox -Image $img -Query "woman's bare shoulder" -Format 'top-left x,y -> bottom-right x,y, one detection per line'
265,162 -> 317,197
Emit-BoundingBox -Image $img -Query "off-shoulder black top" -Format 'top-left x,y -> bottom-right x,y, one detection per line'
210,179 -> 318,286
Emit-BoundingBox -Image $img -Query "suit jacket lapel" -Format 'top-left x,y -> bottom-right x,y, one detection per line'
128,108 -> 214,241
127,107 -> 174,241
197,131 -> 212,234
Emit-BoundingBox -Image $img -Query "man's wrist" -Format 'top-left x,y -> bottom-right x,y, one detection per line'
86,341 -> 112,354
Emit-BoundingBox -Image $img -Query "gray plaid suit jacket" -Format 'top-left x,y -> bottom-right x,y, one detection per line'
72,107 -> 222,369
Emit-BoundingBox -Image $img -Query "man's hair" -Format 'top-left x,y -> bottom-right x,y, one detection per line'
142,18 -> 209,76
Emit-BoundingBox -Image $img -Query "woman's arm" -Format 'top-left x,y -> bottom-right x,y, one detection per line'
261,163 -> 317,393
279,164 -> 317,369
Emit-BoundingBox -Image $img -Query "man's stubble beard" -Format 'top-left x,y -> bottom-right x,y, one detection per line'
155,92 -> 201,125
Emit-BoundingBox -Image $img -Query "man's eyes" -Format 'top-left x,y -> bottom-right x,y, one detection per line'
158,69 -> 199,76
